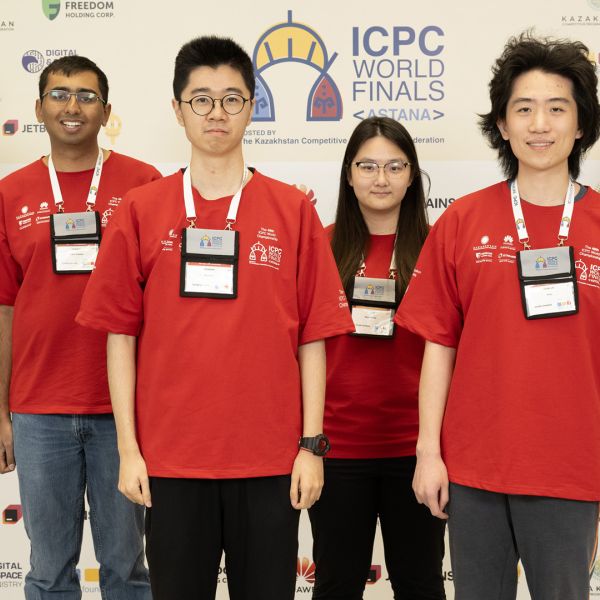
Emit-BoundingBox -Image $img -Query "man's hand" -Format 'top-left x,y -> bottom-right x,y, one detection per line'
0,413 -> 14,474
118,449 -> 151,507
412,452 -> 449,520
290,450 -> 324,510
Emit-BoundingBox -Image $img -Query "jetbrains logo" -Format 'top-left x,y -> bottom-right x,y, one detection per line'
252,10 -> 342,122
42,0 -> 61,20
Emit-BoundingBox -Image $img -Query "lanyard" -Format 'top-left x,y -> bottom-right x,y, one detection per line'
356,236 -> 397,280
183,164 -> 248,230
48,151 -> 103,213
510,179 -> 575,250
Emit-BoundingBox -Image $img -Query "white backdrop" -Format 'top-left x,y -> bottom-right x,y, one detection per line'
1,0 -> 600,597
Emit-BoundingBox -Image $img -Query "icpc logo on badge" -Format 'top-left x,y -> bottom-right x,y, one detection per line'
22,50 -> 44,73
42,0 -> 61,20
252,10 -> 343,122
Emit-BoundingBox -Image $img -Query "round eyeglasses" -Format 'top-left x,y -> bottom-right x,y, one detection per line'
179,94 -> 250,116
353,160 -> 411,178
41,89 -> 106,105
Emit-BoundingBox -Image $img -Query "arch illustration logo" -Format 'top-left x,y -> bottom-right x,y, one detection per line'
42,0 -> 61,20
252,10 -> 342,122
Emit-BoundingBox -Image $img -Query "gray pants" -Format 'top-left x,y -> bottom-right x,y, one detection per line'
447,483 -> 599,600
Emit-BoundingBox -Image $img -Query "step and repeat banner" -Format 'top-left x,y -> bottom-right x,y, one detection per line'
1,0 -> 600,598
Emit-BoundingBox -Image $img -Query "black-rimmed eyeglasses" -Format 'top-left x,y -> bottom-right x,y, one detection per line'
179,94 -> 250,116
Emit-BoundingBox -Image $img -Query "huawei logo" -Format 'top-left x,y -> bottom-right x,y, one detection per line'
296,557 -> 315,584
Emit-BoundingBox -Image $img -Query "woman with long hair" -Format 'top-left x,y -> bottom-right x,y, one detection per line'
309,117 -> 446,599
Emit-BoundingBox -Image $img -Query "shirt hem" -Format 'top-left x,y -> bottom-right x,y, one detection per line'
449,473 -> 600,502
146,465 -> 294,479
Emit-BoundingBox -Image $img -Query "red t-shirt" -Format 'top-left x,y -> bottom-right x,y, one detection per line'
0,153 -> 161,414
324,229 -> 422,459
76,170 -> 355,479
395,181 -> 600,501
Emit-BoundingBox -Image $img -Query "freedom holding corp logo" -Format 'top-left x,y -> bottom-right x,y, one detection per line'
42,0 -> 61,20
42,0 -> 116,19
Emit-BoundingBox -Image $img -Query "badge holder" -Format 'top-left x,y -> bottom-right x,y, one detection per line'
180,228 -> 239,298
517,245 -> 578,319
50,211 -> 101,274
350,276 -> 397,338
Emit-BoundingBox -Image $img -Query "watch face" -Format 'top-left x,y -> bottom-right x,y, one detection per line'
316,435 -> 330,456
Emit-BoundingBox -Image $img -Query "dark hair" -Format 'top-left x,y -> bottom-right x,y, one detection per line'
173,36 -> 255,100
38,55 -> 109,103
479,32 -> 600,180
331,117 -> 429,299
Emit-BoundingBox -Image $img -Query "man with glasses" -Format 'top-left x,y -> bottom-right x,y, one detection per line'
77,36 -> 354,600
0,55 -> 160,599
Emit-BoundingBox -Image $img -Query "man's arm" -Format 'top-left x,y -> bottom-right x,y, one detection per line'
412,340 -> 456,519
0,305 -> 14,474
107,332 -> 151,507
290,339 -> 326,510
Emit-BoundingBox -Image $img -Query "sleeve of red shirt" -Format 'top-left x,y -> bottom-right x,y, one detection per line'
296,200 -> 354,345
0,186 -> 22,306
76,192 -> 145,335
394,206 -> 463,348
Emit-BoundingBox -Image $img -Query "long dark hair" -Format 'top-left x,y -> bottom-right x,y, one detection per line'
331,117 -> 429,298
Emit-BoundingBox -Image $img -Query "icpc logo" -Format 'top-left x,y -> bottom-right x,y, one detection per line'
252,10 -> 342,122
22,50 -> 44,73
42,0 -> 61,20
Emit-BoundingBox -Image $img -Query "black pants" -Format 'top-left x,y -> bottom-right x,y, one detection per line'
309,457 -> 446,600
145,475 -> 300,600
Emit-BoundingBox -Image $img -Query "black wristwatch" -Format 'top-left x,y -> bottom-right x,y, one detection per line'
299,433 -> 330,457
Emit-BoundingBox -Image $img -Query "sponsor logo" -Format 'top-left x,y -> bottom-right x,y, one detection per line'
44,1 -> 116,19
252,11 -> 342,122
22,50 -> 44,73
42,0 -> 61,20
22,49 -> 78,73
296,557 -> 315,592
2,120 -> 18,136
104,114 -> 121,144
367,565 -> 381,584
481,235 -> 489,244
2,505 -> 22,524
504,235 -> 514,244
426,197 -> 454,209
0,20 -> 15,32
0,561 -> 23,587
294,184 -> 317,206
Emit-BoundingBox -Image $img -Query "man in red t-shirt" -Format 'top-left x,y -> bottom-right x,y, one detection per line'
396,34 -> 600,599
76,36 -> 354,600
0,56 -> 160,599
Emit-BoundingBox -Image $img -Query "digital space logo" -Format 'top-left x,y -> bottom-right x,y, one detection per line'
352,23 -> 446,125
252,10 -> 342,122
0,561 -> 23,589
22,50 -> 44,73
22,49 -> 77,74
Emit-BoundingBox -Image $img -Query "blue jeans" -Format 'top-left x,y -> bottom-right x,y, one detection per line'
12,413 -> 151,600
